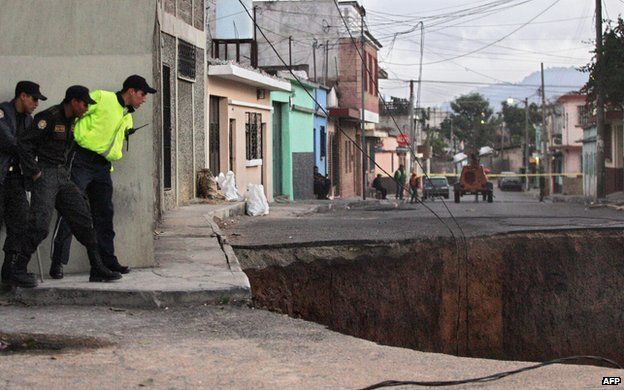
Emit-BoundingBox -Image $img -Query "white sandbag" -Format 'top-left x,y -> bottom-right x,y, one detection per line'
221,171 -> 241,201
216,172 -> 226,188
245,184 -> 269,216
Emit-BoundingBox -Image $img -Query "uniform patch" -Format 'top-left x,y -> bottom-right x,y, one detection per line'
37,119 -> 47,129
0,109 -> 4,119
54,125 -> 66,133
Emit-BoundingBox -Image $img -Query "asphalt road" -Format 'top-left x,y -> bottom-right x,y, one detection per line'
1,304 -> 621,389
223,189 -> 624,247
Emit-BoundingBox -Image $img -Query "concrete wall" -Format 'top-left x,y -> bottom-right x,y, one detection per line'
254,0 -> 343,82
208,77 -> 274,201
375,136 -> 402,178
289,82 -> 315,200
337,39 -> 379,117
0,0 -> 157,272
160,0 -> 207,211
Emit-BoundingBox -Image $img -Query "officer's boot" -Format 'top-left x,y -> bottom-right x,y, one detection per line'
8,253 -> 38,288
88,249 -> 122,283
0,254 -> 10,285
49,259 -> 64,280
104,258 -> 130,274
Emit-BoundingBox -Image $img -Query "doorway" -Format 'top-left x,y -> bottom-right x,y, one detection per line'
272,102 -> 283,196
209,96 -> 220,175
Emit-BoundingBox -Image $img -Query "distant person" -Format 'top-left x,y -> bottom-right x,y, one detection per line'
409,171 -> 420,203
394,165 -> 406,200
371,174 -> 387,199
313,166 -> 330,200
539,167 -> 546,202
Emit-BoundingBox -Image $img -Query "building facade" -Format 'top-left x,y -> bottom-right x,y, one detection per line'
0,0 -> 208,272
207,61 -> 291,201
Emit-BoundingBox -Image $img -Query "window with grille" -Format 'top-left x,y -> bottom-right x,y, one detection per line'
245,112 -> 263,160
162,65 -> 172,190
320,126 -> 327,159
178,40 -> 196,80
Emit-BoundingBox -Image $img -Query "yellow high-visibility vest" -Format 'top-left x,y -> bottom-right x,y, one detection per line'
73,90 -> 133,161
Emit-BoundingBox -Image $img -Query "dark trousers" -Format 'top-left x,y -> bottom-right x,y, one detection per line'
0,174 -> 29,254
410,186 -> 419,203
21,166 -> 98,258
375,187 -> 387,199
396,183 -> 405,200
52,147 -> 116,266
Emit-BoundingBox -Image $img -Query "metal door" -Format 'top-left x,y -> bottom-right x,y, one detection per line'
209,96 -> 220,174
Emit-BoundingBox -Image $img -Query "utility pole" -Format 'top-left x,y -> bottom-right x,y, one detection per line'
408,80 -> 415,173
312,40 -> 317,82
540,62 -> 550,196
360,11 -> 367,199
524,97 -> 530,191
595,0 -> 606,199
325,40 -> 329,85
288,36 -> 293,68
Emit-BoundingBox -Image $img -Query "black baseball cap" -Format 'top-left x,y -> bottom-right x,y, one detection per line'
122,75 -> 157,94
63,85 -> 96,105
15,81 -> 47,101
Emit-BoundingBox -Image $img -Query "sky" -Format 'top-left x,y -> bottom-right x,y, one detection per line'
358,0 -> 623,107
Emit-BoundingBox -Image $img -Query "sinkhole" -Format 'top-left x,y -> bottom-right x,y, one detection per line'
234,230 -> 624,365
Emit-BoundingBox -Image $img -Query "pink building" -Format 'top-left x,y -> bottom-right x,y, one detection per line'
552,93 -> 586,194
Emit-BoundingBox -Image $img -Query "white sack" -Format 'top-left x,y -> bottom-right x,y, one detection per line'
245,184 -> 269,216
221,171 -> 241,201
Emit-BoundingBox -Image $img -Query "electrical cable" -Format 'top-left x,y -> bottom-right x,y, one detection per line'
331,0 -> 471,356
421,0 -> 562,65
360,355 -> 623,389
234,0 -> 463,260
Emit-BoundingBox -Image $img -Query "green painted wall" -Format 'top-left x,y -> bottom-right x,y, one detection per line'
270,80 -> 315,199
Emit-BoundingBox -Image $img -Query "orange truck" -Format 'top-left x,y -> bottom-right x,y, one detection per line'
453,154 -> 493,203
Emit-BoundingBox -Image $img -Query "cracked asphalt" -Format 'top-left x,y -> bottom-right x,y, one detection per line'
222,190 -> 624,247
1,303 -> 621,389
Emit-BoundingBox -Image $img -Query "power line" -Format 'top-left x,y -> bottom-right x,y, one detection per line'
381,78 -> 582,89
421,0 -> 562,65
332,1 -> 471,356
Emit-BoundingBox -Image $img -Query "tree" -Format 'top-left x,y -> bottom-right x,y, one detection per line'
581,17 -> 624,108
500,100 -> 541,145
440,93 -> 499,152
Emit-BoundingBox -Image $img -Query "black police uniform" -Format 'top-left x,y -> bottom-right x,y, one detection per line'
12,101 -> 121,286
0,100 -> 33,284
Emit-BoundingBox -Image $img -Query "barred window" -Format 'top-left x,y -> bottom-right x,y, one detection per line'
245,112 -> 263,160
178,40 -> 196,80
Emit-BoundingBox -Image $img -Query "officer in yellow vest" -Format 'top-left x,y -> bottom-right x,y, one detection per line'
50,75 -> 156,279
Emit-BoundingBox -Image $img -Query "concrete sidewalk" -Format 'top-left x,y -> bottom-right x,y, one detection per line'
11,202 -> 251,308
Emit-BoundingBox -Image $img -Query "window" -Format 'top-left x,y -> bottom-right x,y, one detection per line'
368,54 -> 374,94
605,125 -> 612,161
162,65 -> 172,190
245,112 -> 263,160
320,126 -> 327,159
178,40 -> 196,80
374,58 -> 379,97
368,140 -> 375,172
577,105 -> 588,126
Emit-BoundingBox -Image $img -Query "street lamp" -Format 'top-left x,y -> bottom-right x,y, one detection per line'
507,97 -> 530,191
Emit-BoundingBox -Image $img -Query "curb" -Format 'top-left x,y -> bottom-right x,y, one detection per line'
11,202 -> 251,309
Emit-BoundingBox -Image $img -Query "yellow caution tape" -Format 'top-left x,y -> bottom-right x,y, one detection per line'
429,173 -> 583,177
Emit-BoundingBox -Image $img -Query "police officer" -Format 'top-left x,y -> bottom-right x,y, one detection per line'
0,81 -> 46,286
8,86 -> 122,287
50,75 -> 156,279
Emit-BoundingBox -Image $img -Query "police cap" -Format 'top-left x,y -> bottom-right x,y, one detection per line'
15,81 -> 47,101
63,85 -> 96,105
122,75 -> 157,94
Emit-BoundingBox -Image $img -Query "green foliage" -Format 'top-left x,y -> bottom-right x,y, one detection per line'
500,101 -> 541,145
581,17 -> 624,107
440,93 -> 499,151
